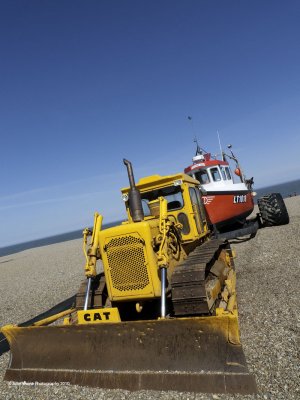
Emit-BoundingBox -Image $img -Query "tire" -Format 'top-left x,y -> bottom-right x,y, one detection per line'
257,193 -> 289,226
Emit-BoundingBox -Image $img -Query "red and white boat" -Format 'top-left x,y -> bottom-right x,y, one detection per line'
184,144 -> 255,233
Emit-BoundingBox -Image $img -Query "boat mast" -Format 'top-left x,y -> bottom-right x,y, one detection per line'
217,130 -> 224,161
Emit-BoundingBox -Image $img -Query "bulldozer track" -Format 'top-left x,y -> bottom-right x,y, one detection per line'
171,238 -> 227,316
75,273 -> 107,310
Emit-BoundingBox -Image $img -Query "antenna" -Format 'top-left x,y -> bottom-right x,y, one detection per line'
188,116 -> 200,155
217,130 -> 224,161
193,137 -> 202,155
187,116 -> 209,156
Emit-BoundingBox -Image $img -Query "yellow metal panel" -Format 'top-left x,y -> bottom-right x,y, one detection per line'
121,173 -> 199,194
77,308 -> 121,324
99,220 -> 161,301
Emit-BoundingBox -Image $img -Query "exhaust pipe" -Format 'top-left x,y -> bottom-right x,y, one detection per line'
123,159 -> 144,222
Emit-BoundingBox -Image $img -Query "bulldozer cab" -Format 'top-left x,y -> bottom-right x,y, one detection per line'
121,173 -> 208,243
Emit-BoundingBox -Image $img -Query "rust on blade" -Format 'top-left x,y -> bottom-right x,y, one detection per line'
2,317 -> 257,394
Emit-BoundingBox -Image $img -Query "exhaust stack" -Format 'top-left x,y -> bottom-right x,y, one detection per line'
123,159 -> 144,222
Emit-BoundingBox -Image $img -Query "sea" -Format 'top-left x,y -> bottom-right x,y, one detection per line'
1,179 -> 299,258
254,178 -> 300,200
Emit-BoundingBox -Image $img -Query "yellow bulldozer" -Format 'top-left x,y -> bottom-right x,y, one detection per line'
1,159 -> 257,394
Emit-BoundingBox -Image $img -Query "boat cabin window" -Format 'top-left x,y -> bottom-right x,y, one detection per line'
194,170 -> 210,185
225,167 -> 232,180
220,166 -> 227,180
210,167 -> 221,182
141,186 -> 184,216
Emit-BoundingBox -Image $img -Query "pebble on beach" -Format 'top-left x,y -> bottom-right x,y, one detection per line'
0,196 -> 299,400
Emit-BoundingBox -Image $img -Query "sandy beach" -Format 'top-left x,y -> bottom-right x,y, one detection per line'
0,196 -> 299,400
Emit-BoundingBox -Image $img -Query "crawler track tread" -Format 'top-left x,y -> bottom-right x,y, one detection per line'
75,273 -> 107,310
171,239 -> 227,316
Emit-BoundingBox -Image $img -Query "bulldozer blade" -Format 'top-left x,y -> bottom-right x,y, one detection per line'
2,316 -> 257,394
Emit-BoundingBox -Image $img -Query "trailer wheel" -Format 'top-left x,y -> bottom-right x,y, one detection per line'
257,193 -> 289,226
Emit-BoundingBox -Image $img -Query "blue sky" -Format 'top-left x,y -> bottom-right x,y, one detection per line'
1,0 -> 300,246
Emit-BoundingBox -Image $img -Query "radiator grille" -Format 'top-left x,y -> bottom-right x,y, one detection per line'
106,235 -> 149,291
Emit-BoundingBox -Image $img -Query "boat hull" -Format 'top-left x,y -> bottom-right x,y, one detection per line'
202,190 -> 254,229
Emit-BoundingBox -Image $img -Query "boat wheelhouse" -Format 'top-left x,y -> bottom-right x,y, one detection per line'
184,148 -> 255,231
